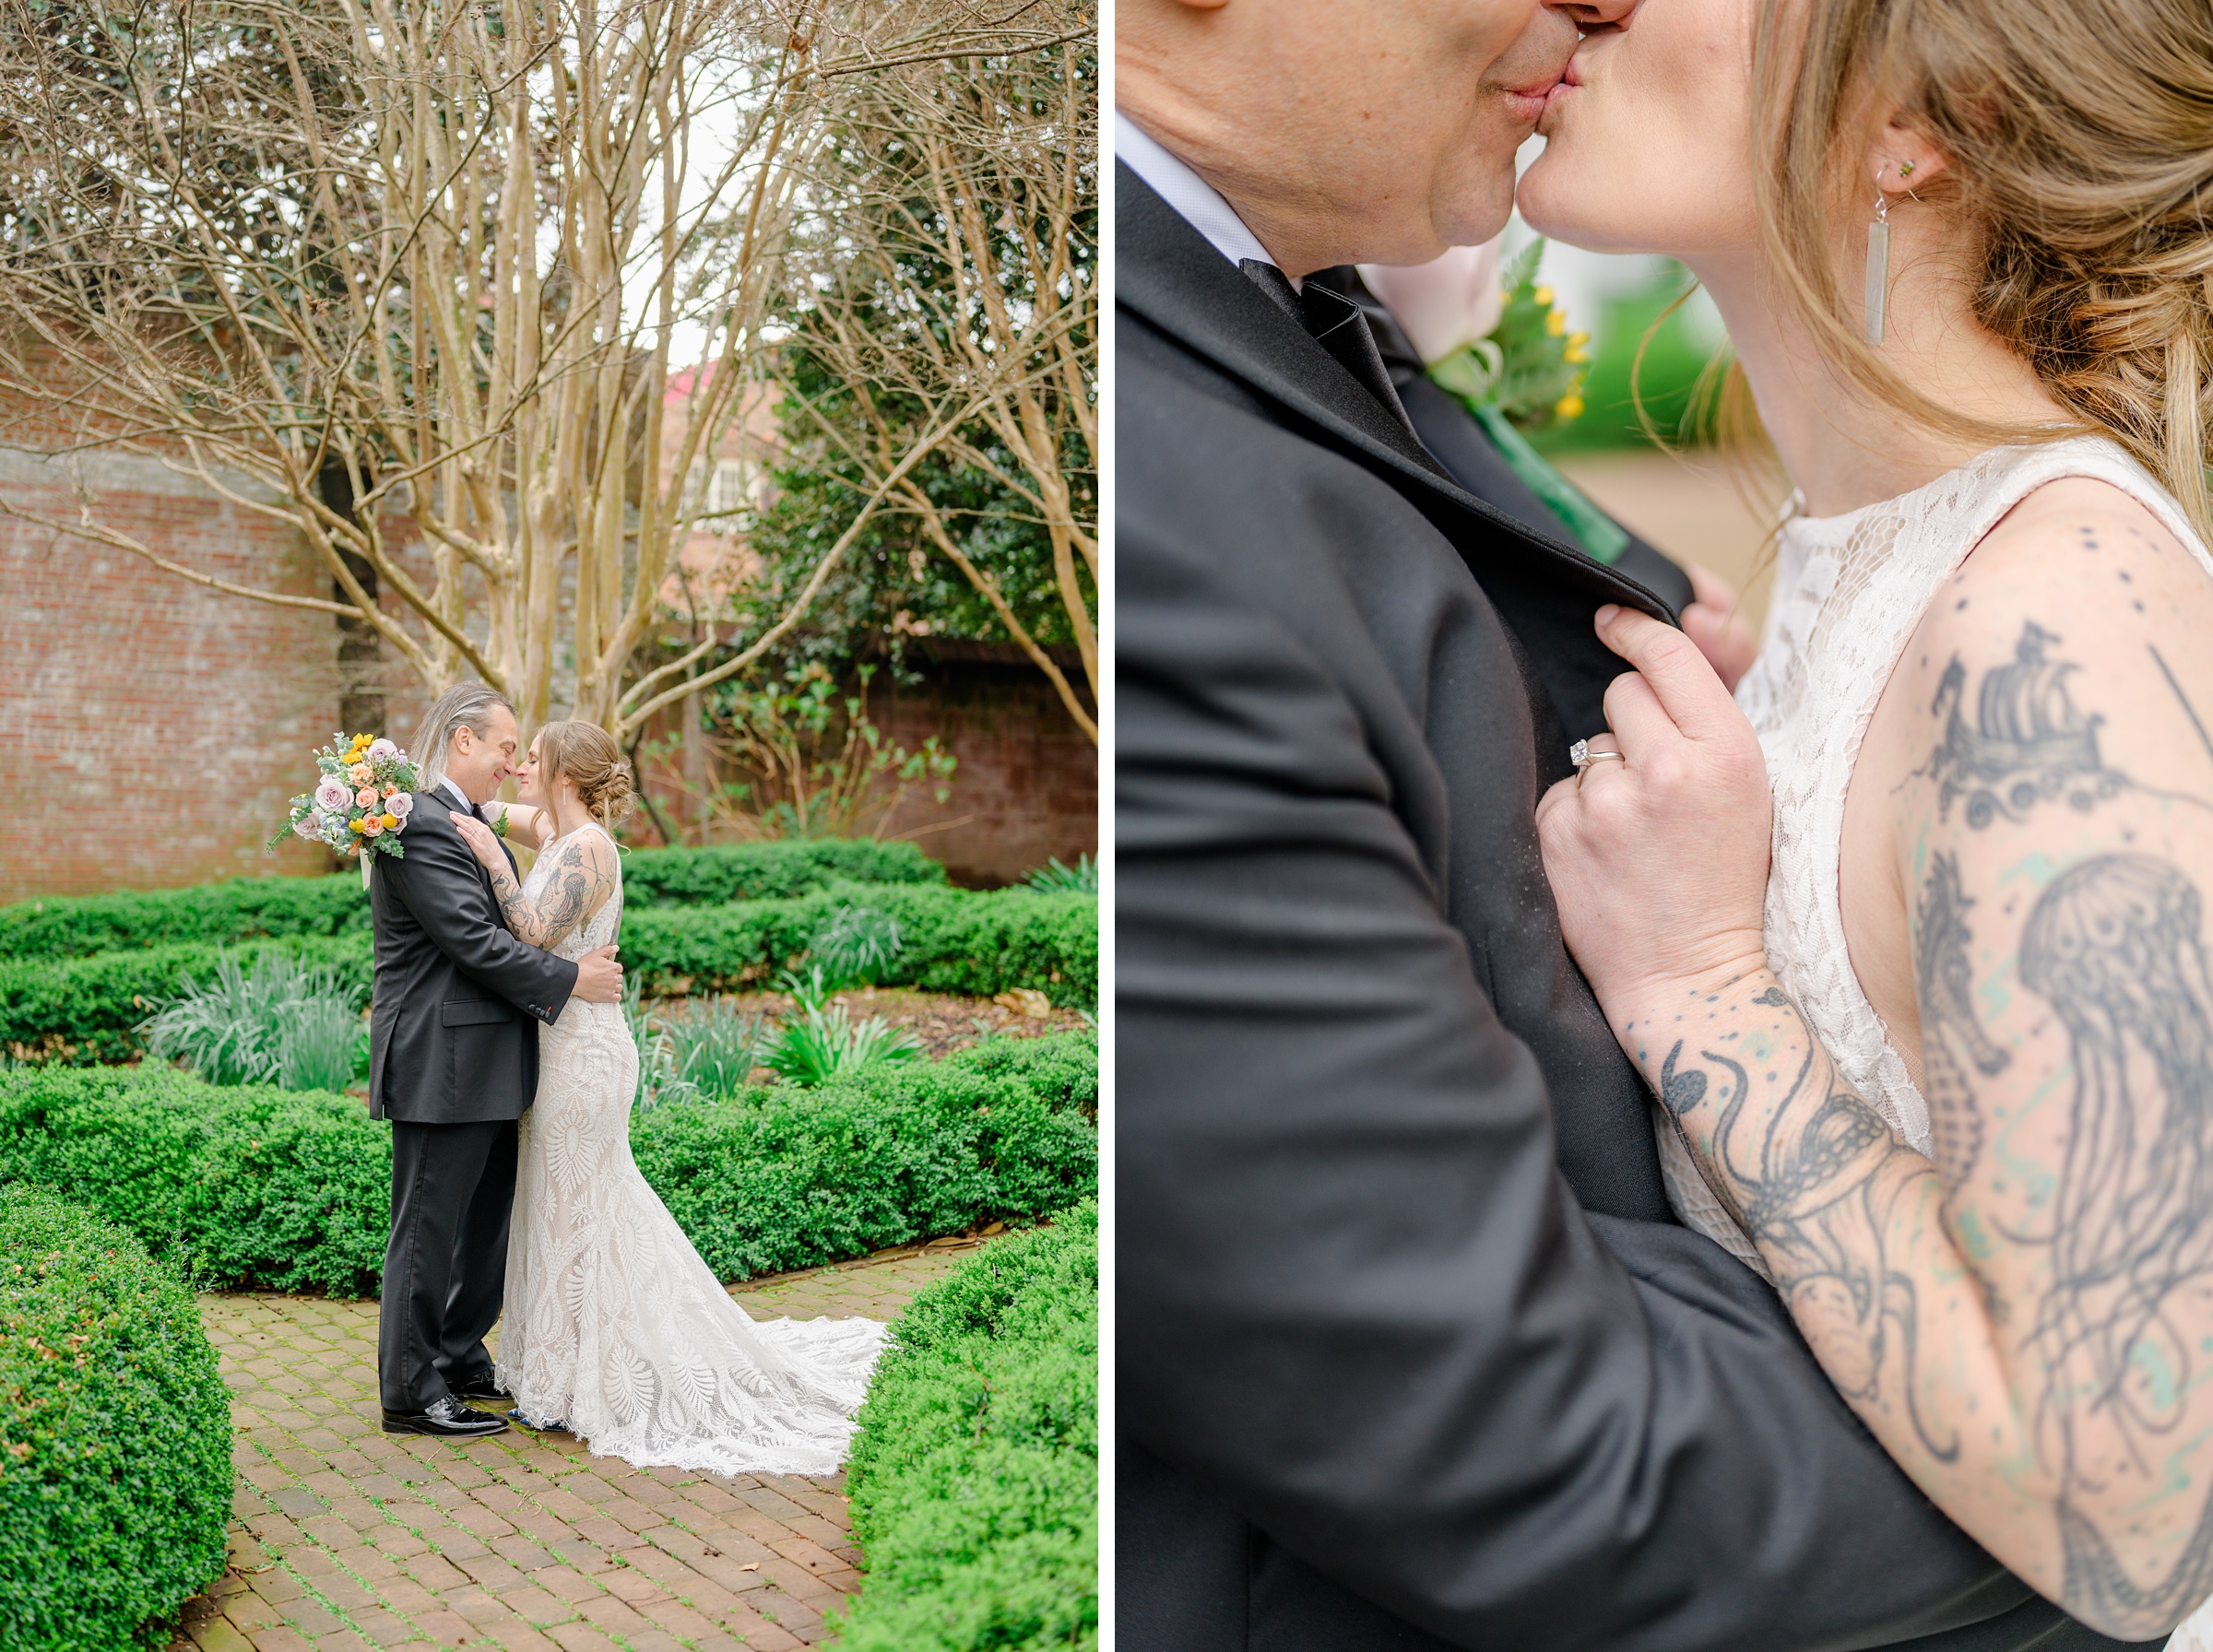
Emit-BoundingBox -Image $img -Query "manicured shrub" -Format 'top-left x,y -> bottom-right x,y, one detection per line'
0,1034 -> 1096,1296
0,1067 -> 392,1294
620,839 -> 947,907
621,884 -> 1097,1006
0,1185 -> 232,1650
636,1035 -> 1097,1280
830,1202 -> 1098,1652
0,874 -> 372,962
3,882 -> 1091,1066
0,935 -> 372,1066
0,842 -> 949,964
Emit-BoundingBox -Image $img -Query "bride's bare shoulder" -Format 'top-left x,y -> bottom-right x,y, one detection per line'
1906,472 -> 2213,665
1880,469 -> 2213,828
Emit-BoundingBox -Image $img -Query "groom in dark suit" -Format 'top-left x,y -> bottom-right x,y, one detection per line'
368,684 -> 623,1438
1115,0 -> 2160,1648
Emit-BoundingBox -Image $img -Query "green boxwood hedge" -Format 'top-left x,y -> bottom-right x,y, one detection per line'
0,1185 -> 232,1650
831,1203 -> 1098,1652
619,839 -> 946,907
637,1034 -> 1098,1280
0,1034 -> 1095,1296
0,839 -> 950,963
0,884 -> 1093,1066
621,884 -> 1096,1004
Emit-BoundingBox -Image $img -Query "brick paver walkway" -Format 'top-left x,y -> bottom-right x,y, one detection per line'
174,1239 -> 993,1652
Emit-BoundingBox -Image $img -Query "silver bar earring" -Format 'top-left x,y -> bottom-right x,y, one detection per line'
1864,182 -> 1891,346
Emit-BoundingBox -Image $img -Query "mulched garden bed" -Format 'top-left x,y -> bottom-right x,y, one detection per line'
661,985 -> 1090,1062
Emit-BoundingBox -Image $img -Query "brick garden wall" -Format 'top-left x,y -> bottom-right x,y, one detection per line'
0,448 -> 341,903
868,643 -> 1097,888
0,458 -> 1096,903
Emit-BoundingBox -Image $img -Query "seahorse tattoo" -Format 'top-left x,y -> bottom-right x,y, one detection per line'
2017,855 -> 2213,1631
1913,853 -> 2007,1187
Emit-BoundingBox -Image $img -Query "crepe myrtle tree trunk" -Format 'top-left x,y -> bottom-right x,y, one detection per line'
0,0 -> 1079,741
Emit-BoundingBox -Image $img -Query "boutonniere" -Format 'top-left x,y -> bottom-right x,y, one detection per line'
1422,241 -> 1627,564
1425,238 -> 1590,433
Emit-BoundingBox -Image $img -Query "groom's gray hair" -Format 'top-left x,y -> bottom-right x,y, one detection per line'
414,683 -> 515,787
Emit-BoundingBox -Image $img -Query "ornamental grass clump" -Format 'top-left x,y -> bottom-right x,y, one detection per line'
663,997 -> 773,1102
830,1202 -> 1098,1652
763,906 -> 923,1087
0,1185 -> 231,1650
1022,853 -> 1096,895
139,946 -> 367,1091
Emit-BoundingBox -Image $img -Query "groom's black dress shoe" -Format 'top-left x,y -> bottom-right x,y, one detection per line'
448,1374 -> 510,1402
382,1396 -> 509,1438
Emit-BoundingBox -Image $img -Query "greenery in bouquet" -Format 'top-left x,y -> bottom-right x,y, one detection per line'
269,733 -> 421,861
1426,240 -> 1592,434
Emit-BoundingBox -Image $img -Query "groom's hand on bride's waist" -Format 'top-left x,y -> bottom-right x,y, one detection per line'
572,944 -> 622,1003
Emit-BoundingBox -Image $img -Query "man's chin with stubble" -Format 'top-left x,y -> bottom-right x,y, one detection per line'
1435,13 -> 1575,250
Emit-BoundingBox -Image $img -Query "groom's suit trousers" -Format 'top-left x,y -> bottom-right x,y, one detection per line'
380,1119 -> 517,1412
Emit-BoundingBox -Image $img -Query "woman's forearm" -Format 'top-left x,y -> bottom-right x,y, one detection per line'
1615,969 -> 2074,1622
479,856 -> 547,945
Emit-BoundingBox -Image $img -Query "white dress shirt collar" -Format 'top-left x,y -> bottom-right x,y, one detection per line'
1115,110 -> 1282,276
439,777 -> 474,816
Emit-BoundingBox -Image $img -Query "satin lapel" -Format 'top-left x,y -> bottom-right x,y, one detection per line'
1116,163 -> 1675,624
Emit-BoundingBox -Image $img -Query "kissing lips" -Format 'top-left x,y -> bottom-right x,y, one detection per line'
1500,72 -> 1564,127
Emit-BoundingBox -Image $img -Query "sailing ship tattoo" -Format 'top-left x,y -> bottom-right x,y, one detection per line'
1922,622 -> 2128,829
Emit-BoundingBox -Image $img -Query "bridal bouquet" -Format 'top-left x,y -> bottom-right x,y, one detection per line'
269,733 -> 420,862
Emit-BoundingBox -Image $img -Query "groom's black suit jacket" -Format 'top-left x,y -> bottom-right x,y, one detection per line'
1116,165 -> 2154,1652
368,792 -> 576,1125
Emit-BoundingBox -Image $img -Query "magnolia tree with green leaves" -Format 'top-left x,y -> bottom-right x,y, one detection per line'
760,25 -> 1098,740
0,0 -> 1076,738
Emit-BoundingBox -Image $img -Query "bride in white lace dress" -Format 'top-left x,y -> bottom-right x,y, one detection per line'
447,720 -> 885,1478
1512,0 -> 2213,1642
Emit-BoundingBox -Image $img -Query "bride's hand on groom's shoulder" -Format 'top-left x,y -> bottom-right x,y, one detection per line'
450,810 -> 504,870
1535,606 -> 1774,1018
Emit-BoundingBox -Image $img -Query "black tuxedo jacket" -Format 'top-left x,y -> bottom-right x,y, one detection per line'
367,792 -> 576,1125
1115,164 -> 2153,1652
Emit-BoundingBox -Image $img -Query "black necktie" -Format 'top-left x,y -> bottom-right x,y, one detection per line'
1240,258 -> 1417,437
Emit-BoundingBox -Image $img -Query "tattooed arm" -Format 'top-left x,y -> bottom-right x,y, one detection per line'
1540,495 -> 2213,1639
450,812 -> 615,949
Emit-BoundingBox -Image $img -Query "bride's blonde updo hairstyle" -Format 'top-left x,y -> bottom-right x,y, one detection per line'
533,720 -> 636,829
1753,0 -> 2213,536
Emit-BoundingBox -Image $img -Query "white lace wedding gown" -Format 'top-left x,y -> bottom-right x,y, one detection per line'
494,822 -> 887,1478
1652,433 -> 2213,1648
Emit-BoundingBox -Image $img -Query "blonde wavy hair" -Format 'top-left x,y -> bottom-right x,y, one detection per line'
533,720 -> 636,829
1747,0 -> 2213,538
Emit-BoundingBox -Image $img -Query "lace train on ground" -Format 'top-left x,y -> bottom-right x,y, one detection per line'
495,824 -> 886,1478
